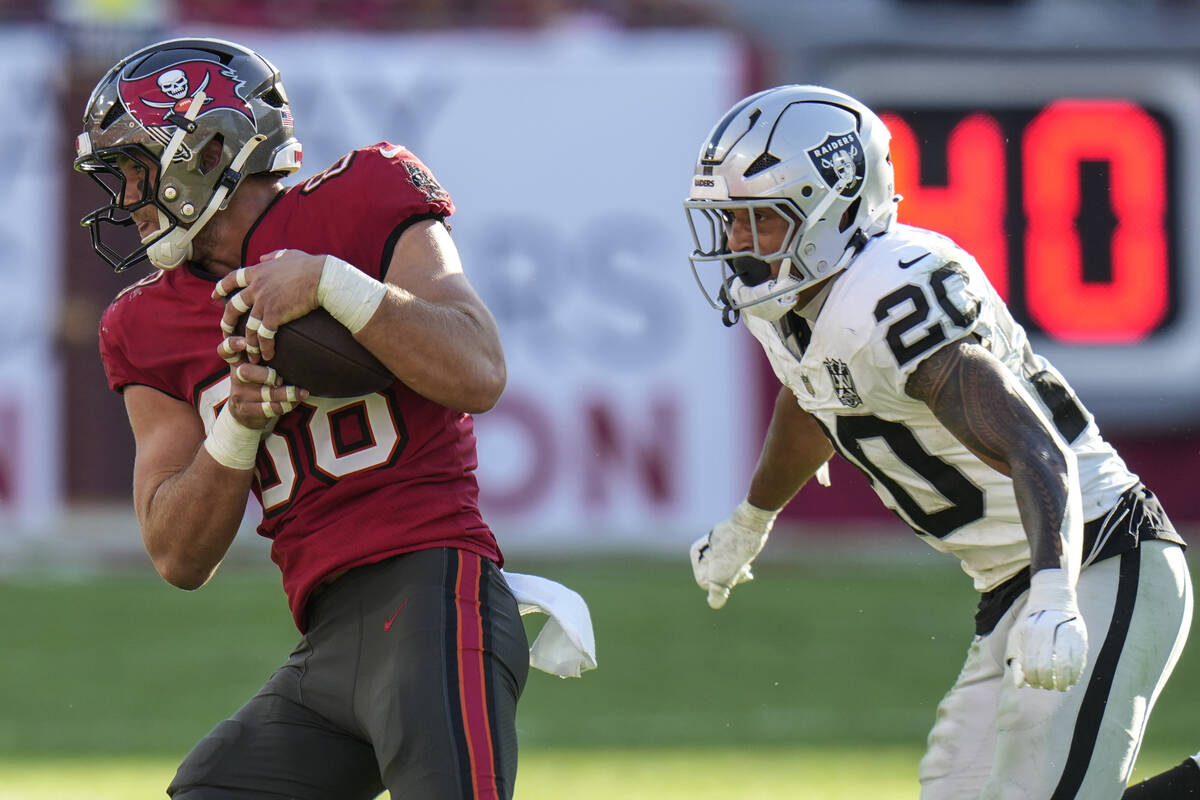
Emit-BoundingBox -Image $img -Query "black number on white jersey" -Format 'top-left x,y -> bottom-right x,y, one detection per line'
820,414 -> 986,538
873,261 -> 981,366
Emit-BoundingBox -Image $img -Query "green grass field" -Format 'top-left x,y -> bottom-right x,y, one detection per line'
0,547 -> 1194,798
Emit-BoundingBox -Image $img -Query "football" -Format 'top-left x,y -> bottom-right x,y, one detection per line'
234,308 -> 393,397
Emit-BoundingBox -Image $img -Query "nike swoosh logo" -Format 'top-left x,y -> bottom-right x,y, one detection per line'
898,253 -> 929,269
379,144 -> 405,159
383,599 -> 409,632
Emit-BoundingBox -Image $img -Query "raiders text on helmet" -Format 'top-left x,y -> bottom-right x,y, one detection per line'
684,85 -> 897,323
74,37 -> 304,272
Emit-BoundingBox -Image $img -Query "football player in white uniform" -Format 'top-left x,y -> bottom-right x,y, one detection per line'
684,85 -> 1196,799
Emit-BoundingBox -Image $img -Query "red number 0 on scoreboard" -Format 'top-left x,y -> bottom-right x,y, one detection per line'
881,101 -> 1171,344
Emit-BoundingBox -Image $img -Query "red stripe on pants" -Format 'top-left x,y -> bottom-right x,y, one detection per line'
454,551 -> 499,798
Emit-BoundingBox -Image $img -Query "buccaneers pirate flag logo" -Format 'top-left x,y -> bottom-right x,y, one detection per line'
118,60 -> 253,159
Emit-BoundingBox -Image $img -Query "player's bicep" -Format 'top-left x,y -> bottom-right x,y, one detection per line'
904,339 -> 1054,475
124,385 -> 205,518
384,217 -> 499,331
748,386 -> 834,511
770,385 -> 834,465
385,218 -> 470,300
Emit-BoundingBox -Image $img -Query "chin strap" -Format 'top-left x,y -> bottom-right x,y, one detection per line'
147,132 -> 267,269
727,258 -> 805,323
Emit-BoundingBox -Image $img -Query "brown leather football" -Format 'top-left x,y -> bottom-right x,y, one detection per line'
235,308 -> 393,397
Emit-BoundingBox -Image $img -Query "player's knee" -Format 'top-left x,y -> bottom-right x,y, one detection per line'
167,720 -> 244,797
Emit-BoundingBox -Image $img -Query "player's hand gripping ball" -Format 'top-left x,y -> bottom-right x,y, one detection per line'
216,258 -> 393,398
231,307 -> 392,398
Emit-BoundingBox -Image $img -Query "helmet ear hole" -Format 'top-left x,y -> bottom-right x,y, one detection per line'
260,87 -> 285,108
839,197 -> 861,233
99,101 -> 124,132
801,185 -> 814,198
198,135 -> 225,175
743,152 -> 780,178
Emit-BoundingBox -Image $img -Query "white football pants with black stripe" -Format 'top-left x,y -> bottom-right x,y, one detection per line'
919,540 -> 1192,800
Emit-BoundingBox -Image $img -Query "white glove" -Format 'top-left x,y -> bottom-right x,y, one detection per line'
1005,568 -> 1088,691
690,500 -> 778,609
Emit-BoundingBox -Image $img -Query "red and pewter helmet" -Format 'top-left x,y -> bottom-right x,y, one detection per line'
74,37 -> 303,272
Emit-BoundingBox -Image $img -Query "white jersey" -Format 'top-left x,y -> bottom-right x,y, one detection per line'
744,223 -> 1138,592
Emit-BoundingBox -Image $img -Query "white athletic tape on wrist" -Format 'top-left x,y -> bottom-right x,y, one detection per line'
203,406 -> 262,470
317,255 -> 387,334
1027,567 -> 1079,612
731,499 -> 779,536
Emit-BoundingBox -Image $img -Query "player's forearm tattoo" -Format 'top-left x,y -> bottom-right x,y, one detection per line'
907,345 -> 1008,466
907,343 -> 1070,567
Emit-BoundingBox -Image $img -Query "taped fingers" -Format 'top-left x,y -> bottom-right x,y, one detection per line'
257,322 -> 276,340
217,337 -> 244,365
258,384 -> 301,419
212,267 -> 249,299
229,360 -> 307,422
229,291 -> 252,314
244,317 -> 265,359
268,399 -> 299,417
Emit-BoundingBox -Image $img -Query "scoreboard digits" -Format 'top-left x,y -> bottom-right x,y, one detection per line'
829,56 -> 1200,427
881,101 -> 1172,344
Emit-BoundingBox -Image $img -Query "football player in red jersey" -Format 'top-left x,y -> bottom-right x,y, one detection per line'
76,37 -> 541,799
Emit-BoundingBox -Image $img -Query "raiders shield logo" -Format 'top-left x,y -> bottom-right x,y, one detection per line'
823,358 -> 862,408
806,131 -> 865,197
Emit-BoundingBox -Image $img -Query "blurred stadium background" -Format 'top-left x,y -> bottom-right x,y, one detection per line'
1,0 -> 1199,796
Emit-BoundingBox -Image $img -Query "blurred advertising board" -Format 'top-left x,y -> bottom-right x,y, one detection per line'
0,29 -> 62,532
202,27 -> 754,548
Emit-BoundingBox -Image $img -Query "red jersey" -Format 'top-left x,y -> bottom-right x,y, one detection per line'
99,143 -> 502,630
